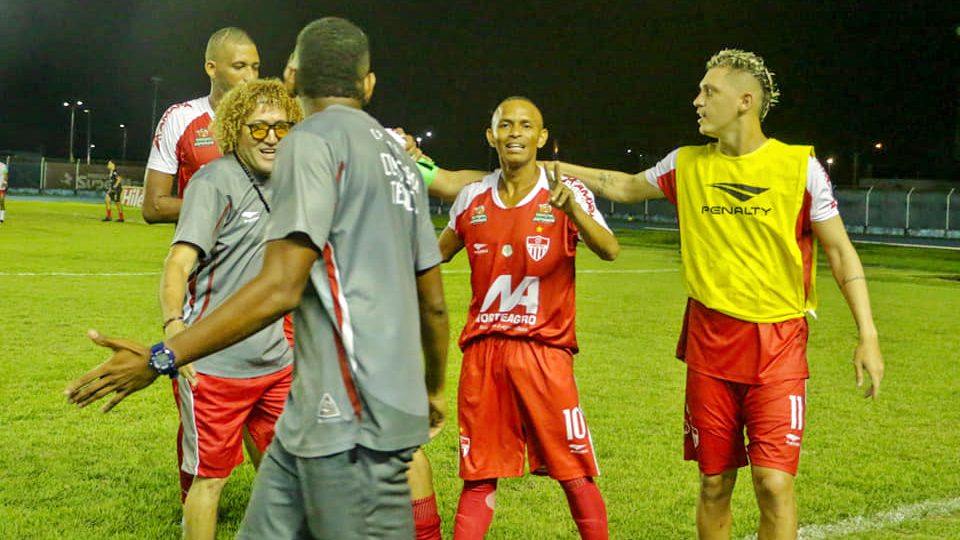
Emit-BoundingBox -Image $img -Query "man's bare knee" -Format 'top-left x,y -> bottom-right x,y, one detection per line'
190,476 -> 229,496
700,470 -> 737,503
752,469 -> 793,499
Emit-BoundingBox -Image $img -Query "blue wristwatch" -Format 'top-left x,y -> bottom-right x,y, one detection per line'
148,342 -> 178,378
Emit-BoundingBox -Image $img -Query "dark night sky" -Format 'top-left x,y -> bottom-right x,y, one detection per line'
1,1 -> 958,182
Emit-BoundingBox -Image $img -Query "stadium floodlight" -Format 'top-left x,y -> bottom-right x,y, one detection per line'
83,109 -> 93,165
874,142 -> 883,150
63,100 -> 85,163
119,124 -> 127,163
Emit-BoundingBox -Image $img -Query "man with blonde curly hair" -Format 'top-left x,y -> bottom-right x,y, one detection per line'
158,78 -> 302,540
556,49 -> 884,539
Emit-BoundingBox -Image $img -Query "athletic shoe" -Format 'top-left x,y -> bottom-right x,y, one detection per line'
117,218 -> 124,223
102,217 -> 112,221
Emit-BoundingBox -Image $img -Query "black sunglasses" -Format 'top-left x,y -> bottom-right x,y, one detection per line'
245,121 -> 294,142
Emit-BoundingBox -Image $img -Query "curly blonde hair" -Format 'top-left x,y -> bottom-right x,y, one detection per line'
707,49 -> 781,121
212,78 -> 304,154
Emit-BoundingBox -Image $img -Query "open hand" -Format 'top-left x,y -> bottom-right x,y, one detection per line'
64,330 -> 158,412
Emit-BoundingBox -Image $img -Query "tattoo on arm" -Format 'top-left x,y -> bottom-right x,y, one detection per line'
596,172 -> 612,197
842,275 -> 866,286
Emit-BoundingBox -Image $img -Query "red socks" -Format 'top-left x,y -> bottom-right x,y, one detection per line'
560,477 -> 609,540
454,479 -> 497,539
454,477 -> 606,539
412,494 -> 442,540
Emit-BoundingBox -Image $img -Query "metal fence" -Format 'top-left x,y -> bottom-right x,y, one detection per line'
5,153 -> 958,240
432,187 -> 960,241
3,155 -> 145,196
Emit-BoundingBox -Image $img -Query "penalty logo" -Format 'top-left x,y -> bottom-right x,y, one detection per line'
526,235 -> 550,262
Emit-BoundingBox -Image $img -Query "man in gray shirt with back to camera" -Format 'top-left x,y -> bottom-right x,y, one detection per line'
66,17 -> 449,540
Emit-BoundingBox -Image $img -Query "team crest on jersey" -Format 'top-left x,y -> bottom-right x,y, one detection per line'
526,235 -> 550,262
459,435 -> 471,457
470,205 -> 487,225
193,127 -> 215,148
533,203 -> 556,224
501,244 -> 513,257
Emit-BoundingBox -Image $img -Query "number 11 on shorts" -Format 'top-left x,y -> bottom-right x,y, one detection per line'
563,406 -> 587,440
789,394 -> 804,430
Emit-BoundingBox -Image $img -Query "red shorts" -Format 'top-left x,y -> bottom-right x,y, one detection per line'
458,336 -> 599,481
174,365 -> 292,479
683,368 -> 806,475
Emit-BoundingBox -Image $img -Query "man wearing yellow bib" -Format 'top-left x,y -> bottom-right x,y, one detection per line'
557,49 -> 884,540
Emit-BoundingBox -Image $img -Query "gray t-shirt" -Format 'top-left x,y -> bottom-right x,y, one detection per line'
173,155 -> 293,378
267,105 -> 441,458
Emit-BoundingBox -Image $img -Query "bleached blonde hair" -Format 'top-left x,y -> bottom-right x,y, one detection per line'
707,49 -> 781,121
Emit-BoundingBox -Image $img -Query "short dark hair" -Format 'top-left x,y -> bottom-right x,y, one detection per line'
294,17 -> 369,100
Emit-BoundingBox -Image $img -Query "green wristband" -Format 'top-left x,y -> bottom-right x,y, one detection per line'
416,157 -> 438,187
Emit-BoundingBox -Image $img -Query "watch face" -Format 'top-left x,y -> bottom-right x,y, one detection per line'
151,350 -> 172,372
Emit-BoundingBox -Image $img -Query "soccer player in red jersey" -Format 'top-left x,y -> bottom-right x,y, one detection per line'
556,50 -> 884,539
142,27 -> 259,224
439,97 -> 619,539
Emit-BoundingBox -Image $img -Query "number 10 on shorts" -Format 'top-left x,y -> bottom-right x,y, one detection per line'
562,407 -> 588,440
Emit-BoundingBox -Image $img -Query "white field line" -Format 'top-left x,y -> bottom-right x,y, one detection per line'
2,269 -> 680,278
740,496 -> 960,540
443,268 -> 678,275
0,271 -> 158,277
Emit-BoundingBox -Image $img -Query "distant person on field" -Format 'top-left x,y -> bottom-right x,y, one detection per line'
0,159 -> 7,223
556,49 -> 884,540
102,159 -> 124,222
159,78 -> 300,540
439,96 -> 619,539
143,27 -> 259,224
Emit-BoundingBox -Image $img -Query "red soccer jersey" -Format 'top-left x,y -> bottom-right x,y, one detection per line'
447,168 -> 609,353
147,96 -> 222,197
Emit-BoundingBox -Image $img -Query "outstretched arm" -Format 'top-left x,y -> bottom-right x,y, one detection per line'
143,169 -> 182,223
66,234 -> 317,411
428,169 -> 486,202
813,215 -> 883,398
557,161 -> 663,203
548,163 -> 619,261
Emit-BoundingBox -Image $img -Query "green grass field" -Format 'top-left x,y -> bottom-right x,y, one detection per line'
2,199 -> 959,539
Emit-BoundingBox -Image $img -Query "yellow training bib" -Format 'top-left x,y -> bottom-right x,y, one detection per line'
676,139 -> 816,323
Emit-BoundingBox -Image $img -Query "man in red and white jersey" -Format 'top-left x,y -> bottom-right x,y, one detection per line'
0,159 -> 7,223
558,50 -> 884,540
439,97 -> 619,540
143,27 -> 259,223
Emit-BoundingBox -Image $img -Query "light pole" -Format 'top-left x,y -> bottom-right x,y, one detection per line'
84,109 -> 93,165
826,157 -> 834,177
150,75 -> 163,134
119,124 -> 127,163
63,100 -> 83,162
